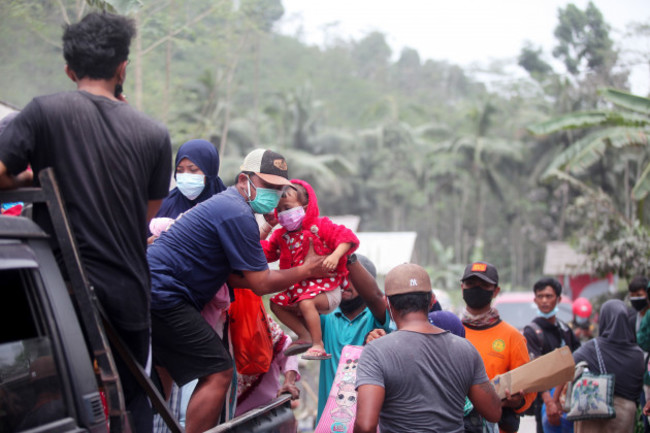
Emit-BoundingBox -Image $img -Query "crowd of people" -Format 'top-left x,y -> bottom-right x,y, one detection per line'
1,10 -> 650,433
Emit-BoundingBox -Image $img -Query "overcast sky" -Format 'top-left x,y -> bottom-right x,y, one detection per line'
278,0 -> 650,94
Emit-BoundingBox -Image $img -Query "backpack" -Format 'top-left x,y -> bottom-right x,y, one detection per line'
229,288 -> 274,375
522,319 -> 573,417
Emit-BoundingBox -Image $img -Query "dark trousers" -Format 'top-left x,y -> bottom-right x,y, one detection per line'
112,326 -> 153,433
533,395 -> 544,433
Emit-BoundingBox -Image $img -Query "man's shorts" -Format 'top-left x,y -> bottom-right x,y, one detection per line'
151,302 -> 232,387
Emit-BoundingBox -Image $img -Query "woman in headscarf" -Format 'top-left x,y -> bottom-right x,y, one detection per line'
572,299 -> 644,433
148,139 -> 226,240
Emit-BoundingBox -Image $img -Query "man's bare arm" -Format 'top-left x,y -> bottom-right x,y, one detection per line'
228,239 -> 329,295
354,384 -> 384,433
468,381 -> 502,423
229,266 -> 316,296
0,161 -> 33,190
347,258 -> 387,323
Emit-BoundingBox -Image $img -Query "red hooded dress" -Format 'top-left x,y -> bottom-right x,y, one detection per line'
263,179 -> 359,307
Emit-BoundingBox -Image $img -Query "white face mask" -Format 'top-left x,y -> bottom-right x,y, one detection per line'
537,305 -> 559,319
176,173 -> 205,200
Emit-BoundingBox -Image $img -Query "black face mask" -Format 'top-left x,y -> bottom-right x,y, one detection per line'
463,286 -> 494,310
630,297 -> 648,312
339,295 -> 365,314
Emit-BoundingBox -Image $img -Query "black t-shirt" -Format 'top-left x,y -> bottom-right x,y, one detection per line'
524,316 -> 581,359
0,91 -> 172,330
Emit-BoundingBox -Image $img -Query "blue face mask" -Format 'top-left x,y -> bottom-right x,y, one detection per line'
246,176 -> 281,214
537,305 -> 559,319
176,173 -> 205,200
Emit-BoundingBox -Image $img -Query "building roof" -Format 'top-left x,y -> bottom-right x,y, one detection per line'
328,215 -> 360,232
355,231 -> 417,276
543,241 -> 592,276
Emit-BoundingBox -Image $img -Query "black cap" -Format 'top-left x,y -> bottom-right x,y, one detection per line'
461,261 -> 499,285
357,254 -> 377,279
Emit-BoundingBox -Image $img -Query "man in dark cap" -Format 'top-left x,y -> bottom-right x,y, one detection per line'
355,263 -> 501,433
460,261 -> 536,433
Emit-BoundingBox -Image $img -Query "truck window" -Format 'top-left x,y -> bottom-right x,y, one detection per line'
0,268 -> 67,432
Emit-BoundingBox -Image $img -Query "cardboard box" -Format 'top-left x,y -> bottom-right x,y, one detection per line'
491,346 -> 575,400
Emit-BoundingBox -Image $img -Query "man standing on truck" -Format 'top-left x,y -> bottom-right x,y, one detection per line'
147,149 -> 329,433
0,12 -> 172,433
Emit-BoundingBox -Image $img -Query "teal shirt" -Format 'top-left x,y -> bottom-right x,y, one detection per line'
317,307 -> 391,421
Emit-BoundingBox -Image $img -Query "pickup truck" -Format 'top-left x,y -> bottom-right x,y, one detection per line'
0,211 -> 296,432
0,214 -> 106,432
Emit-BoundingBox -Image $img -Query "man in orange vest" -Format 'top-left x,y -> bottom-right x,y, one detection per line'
460,261 -> 536,433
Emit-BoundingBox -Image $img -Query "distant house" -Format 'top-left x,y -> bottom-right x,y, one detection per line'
543,241 -> 616,300
355,231 -> 417,276
328,215 -> 360,233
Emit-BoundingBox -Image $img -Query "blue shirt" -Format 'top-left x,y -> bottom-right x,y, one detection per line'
317,307 -> 391,421
148,186 -> 268,311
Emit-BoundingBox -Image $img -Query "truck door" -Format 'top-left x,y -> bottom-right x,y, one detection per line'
0,237 -> 106,433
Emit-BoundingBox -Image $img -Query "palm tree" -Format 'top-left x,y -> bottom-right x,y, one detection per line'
529,88 -> 650,279
529,88 -> 650,222
449,99 -> 523,263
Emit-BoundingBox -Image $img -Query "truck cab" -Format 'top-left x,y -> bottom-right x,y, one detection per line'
0,215 -> 106,432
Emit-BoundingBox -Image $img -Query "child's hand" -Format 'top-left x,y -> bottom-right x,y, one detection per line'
323,254 -> 339,271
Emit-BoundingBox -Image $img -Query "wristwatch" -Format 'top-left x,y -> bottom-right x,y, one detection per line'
347,253 -> 358,266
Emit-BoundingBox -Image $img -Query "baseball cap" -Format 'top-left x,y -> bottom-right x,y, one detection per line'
240,149 -> 290,186
357,254 -> 377,279
385,263 -> 431,296
461,261 -> 499,285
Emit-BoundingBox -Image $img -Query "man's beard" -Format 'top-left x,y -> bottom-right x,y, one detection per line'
339,295 -> 365,314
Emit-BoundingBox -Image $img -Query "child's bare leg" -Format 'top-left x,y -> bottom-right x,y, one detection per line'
271,301 -> 311,342
298,294 -> 330,351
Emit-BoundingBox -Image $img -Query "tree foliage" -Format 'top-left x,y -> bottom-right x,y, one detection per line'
530,88 -> 650,280
0,0 -> 646,293
567,194 -> 650,280
552,1 -> 616,76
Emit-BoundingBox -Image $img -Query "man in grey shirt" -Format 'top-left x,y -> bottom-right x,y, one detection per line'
355,263 -> 501,433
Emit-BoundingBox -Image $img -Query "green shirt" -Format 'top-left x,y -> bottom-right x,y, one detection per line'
636,311 -> 650,385
317,307 -> 391,421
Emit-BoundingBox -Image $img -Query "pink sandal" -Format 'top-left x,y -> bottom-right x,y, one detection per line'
301,348 -> 331,360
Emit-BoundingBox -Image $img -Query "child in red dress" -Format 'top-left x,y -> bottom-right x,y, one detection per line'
261,179 -> 359,360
